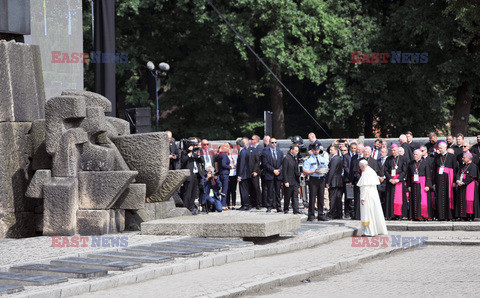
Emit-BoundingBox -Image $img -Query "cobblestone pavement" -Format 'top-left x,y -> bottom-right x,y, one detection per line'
75,232 -> 411,297
0,232 -> 180,267
251,245 -> 480,297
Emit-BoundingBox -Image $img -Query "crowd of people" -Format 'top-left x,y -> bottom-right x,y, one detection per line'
166,130 -> 480,222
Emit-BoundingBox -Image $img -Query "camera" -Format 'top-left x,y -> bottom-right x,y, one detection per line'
180,138 -> 200,152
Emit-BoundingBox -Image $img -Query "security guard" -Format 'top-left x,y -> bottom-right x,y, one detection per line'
303,143 -> 329,221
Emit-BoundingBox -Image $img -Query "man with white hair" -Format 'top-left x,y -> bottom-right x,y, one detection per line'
357,160 -> 388,236
455,152 -> 480,220
384,144 -> 408,219
407,149 -> 433,219
399,134 -> 413,162
433,141 -> 458,220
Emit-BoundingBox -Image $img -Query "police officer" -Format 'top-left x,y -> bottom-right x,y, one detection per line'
303,143 -> 329,221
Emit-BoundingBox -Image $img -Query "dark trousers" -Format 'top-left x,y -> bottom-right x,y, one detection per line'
308,177 -> 326,219
379,190 -> 387,216
182,177 -> 199,212
266,178 -> 282,210
261,175 -> 268,207
249,175 -> 262,208
328,187 -> 343,219
239,178 -> 251,208
284,182 -> 299,213
227,175 -> 237,206
219,174 -> 229,207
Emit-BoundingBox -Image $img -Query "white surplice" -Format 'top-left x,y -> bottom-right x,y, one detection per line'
356,166 -> 388,236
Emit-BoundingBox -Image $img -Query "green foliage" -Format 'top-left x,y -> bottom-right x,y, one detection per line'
82,0 -> 480,139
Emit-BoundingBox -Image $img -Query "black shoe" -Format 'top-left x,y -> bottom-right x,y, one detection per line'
307,217 -> 315,221
237,206 -> 248,211
191,209 -> 198,215
266,208 -> 272,213
277,209 -> 283,213
318,215 -> 329,221
256,206 -> 261,210
284,210 -> 289,214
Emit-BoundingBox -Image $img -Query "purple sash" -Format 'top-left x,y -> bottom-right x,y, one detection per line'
413,176 -> 429,218
392,174 -> 403,216
464,174 -> 475,214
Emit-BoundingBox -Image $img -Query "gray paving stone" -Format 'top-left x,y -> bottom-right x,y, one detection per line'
125,245 -> 203,257
180,238 -> 254,247
141,213 -> 301,237
51,257 -> 142,271
0,284 -> 24,294
151,241 -> 229,252
87,251 -> 173,263
9,264 -> 107,278
0,272 -> 67,286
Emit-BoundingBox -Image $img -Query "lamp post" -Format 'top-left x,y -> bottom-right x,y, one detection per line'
147,61 -> 170,129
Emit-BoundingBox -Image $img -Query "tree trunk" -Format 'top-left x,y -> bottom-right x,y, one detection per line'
270,70 -> 286,139
451,82 -> 471,135
451,36 -> 478,135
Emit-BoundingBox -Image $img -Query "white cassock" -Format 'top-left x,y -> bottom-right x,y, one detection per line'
357,166 -> 388,236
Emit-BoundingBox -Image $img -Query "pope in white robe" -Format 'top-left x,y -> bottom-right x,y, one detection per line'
357,160 -> 388,236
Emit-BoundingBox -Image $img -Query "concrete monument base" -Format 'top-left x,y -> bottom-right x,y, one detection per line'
140,212 -> 301,238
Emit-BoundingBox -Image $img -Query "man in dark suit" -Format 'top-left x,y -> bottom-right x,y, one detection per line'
261,135 -> 271,208
180,137 -> 205,215
470,132 -> 480,155
282,145 -> 300,214
377,147 -> 388,214
236,138 -> 251,210
262,137 -> 284,212
167,131 -> 180,170
326,145 -> 344,219
456,140 -> 479,166
341,146 -> 353,218
248,135 -> 262,209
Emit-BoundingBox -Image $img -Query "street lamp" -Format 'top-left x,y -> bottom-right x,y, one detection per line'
147,61 -> 170,128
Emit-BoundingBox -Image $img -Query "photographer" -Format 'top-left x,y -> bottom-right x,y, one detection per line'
180,137 -> 205,215
199,166 -> 223,212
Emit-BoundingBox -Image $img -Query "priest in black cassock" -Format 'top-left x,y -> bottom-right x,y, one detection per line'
384,144 -> 408,219
455,152 -> 480,220
433,142 -> 458,220
407,149 -> 433,220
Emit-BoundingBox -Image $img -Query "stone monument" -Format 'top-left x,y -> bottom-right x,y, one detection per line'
0,40 -> 190,237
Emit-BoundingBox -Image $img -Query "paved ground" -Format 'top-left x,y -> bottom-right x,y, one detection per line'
251,245 -> 480,297
73,232 -> 417,298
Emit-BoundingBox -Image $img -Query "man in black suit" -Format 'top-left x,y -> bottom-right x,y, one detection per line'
470,132 -> 480,155
261,135 -> 271,208
167,131 -> 180,170
340,146 -> 353,218
248,135 -> 262,209
456,140 -> 479,166
262,137 -> 284,212
236,138 -> 251,210
283,145 -> 300,214
326,145 -> 344,219
377,147 -> 388,214
180,137 -> 204,215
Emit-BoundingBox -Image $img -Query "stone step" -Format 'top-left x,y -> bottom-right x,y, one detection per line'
0,272 -> 67,286
0,284 -> 24,294
9,264 -> 107,278
51,257 -> 142,271
125,246 -> 203,257
179,237 -> 254,247
151,241 -> 229,252
87,251 -> 174,264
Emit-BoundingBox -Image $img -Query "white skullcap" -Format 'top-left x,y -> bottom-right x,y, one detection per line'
359,160 -> 368,166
